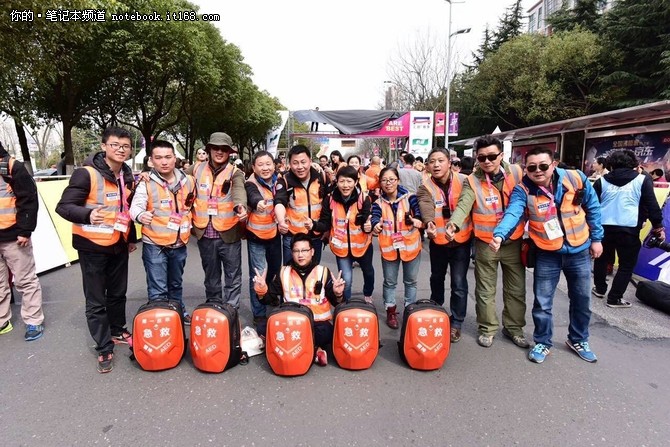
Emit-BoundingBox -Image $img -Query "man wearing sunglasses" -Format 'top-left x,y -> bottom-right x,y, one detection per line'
190,132 -> 248,308
489,147 -> 603,365
447,135 -> 528,350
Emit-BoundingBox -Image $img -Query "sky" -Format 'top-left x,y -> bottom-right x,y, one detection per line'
194,0 -> 536,111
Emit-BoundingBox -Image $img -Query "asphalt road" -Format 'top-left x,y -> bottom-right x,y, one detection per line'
2,238 -> 669,446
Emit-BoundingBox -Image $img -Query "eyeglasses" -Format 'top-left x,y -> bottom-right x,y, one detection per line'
380,178 -> 398,184
526,163 -> 551,173
105,142 -> 132,151
291,248 -> 312,254
476,153 -> 501,163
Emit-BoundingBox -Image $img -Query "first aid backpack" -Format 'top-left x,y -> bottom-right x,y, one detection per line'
636,280 -> 670,315
398,299 -> 450,371
132,299 -> 186,371
332,298 -> 379,370
265,302 -> 315,376
190,301 -> 245,373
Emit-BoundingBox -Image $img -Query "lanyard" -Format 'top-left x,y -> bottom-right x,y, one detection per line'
538,185 -> 556,219
118,172 -> 127,212
485,171 -> 506,213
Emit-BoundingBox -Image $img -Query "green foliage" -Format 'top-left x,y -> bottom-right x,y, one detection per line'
490,0 -> 523,53
547,0 -> 607,34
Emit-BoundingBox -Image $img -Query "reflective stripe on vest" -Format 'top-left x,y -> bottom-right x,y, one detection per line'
376,195 -> 421,262
422,173 -> 472,245
246,174 -> 278,240
0,158 -> 16,229
287,180 -> 322,235
142,175 -> 195,246
524,170 -> 589,251
470,164 -> 524,243
72,167 -> 131,246
600,174 -> 644,227
329,195 -> 372,258
280,265 -> 332,321
192,162 -> 239,231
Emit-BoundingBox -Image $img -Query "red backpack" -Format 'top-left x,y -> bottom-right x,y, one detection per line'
332,299 -> 379,370
398,300 -> 450,371
265,302 -> 315,376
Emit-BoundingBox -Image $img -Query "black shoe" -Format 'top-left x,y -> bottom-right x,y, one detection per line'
606,299 -> 632,308
97,352 -> 114,373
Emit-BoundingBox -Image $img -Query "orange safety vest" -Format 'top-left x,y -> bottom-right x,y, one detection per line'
142,174 -> 195,246
246,174 -> 278,240
329,194 -> 372,258
377,194 -> 421,262
286,178 -> 322,235
365,165 -> 381,190
0,158 -> 17,229
469,163 -> 524,243
281,265 -> 332,321
192,162 -> 239,231
422,173 -> 472,245
72,167 -> 132,246
523,170 -> 589,251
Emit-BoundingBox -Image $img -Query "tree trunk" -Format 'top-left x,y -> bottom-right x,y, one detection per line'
14,120 -> 33,175
62,119 -> 75,170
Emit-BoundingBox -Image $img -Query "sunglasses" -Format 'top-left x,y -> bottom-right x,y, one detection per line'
476,153 -> 501,163
526,163 -> 551,173
452,161 -> 461,167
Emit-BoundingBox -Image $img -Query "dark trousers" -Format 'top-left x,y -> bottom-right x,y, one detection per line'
429,241 -> 470,328
79,250 -> 129,355
315,321 -> 333,349
593,230 -> 641,302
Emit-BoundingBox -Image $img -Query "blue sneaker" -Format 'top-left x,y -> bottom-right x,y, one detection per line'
566,340 -> 597,363
528,343 -> 551,363
24,324 -> 44,341
0,320 -> 13,335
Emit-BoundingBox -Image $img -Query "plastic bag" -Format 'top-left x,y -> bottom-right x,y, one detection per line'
241,326 -> 265,357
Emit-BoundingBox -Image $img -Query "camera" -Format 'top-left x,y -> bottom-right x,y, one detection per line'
646,235 -> 670,252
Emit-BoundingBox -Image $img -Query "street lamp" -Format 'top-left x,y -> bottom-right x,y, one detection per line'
445,0 -> 470,147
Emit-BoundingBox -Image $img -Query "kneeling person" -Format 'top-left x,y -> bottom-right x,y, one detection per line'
253,233 -> 345,366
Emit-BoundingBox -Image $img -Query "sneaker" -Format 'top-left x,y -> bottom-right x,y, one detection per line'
566,340 -> 597,363
183,314 -> 192,326
24,324 -> 44,341
314,348 -> 328,366
606,299 -> 632,308
591,287 -> 605,299
477,334 -> 494,348
97,352 -> 114,373
502,327 -> 530,348
112,330 -> 133,348
0,320 -> 13,335
450,327 -> 461,343
528,343 -> 551,363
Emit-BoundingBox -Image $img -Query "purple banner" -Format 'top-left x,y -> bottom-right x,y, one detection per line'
634,193 -> 670,280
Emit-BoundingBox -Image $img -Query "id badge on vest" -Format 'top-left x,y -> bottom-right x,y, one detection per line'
392,232 -> 404,249
113,212 -> 130,233
544,218 -> 564,240
167,212 -> 182,231
331,228 -> 346,248
207,198 -> 218,215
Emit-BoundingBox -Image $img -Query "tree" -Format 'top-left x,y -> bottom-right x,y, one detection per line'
548,0 -> 607,34
490,0 -> 523,53
601,0 -> 670,104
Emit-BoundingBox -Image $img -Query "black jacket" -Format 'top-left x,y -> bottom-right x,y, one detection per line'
0,146 -> 38,242
259,261 -> 339,307
593,168 -> 663,235
56,152 -> 138,253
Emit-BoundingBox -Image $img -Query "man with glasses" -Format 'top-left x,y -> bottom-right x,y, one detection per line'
252,233 -> 345,366
56,127 -> 138,373
489,146 -> 603,364
447,135 -> 529,349
191,132 -> 247,308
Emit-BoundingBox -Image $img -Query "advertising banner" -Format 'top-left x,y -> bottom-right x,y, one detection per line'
584,131 -> 670,179
357,113 -> 410,138
511,142 -> 558,166
408,111 -> 434,160
434,112 -> 459,137
266,110 -> 289,157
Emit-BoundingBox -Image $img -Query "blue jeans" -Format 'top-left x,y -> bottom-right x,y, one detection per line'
533,248 -> 592,348
429,241 -> 470,329
142,243 -> 188,313
247,237 -> 282,318
282,234 -> 323,266
197,237 -> 242,307
336,244 -> 375,302
381,253 -> 421,309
